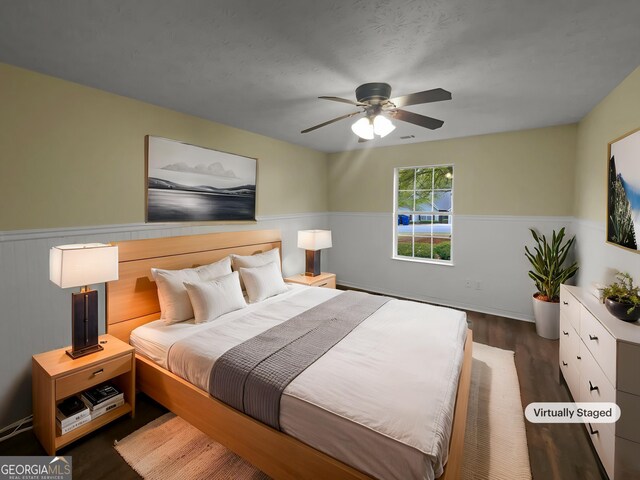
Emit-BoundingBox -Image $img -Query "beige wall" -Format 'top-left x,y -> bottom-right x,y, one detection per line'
0,63 -> 328,231
575,66 -> 640,221
328,124 -> 577,215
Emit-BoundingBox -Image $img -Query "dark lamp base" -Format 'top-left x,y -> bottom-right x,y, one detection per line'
305,250 -> 322,277
69,289 -> 102,360
66,343 -> 104,359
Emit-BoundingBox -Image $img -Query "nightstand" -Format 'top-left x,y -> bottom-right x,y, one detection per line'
285,272 -> 336,289
32,334 -> 135,455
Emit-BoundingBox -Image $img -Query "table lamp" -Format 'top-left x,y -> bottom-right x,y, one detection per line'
297,230 -> 332,277
49,243 -> 119,359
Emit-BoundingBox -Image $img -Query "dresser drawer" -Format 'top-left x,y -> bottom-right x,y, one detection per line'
561,287 -> 581,332
617,391 -> 640,443
586,422 -> 614,479
580,307 -> 616,385
580,348 -> 615,405
560,315 -> 580,368
618,342 -> 640,396
615,435 -> 640,479
56,354 -> 131,400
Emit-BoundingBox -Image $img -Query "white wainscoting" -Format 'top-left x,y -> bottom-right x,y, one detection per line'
327,212 -> 575,322
0,213 -> 329,427
2,212 -> 633,428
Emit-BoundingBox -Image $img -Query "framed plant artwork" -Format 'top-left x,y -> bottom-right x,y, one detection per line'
145,136 -> 257,223
607,127 -> 640,252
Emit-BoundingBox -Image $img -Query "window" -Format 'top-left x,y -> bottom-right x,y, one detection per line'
394,165 -> 453,264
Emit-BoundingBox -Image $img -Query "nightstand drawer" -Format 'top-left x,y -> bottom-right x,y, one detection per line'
313,277 -> 336,288
56,354 -> 131,400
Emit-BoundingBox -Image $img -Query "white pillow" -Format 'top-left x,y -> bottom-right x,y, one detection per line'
231,248 -> 281,289
184,272 -> 247,324
239,261 -> 288,303
151,256 -> 232,324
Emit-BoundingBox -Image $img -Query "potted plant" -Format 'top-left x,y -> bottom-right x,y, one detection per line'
524,228 -> 579,339
600,272 -> 640,322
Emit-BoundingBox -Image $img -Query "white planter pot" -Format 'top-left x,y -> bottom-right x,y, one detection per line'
532,294 -> 560,339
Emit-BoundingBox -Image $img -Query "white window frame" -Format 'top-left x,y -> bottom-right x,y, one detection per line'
392,164 -> 454,266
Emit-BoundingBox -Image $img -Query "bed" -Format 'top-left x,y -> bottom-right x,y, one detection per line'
106,229 -> 472,480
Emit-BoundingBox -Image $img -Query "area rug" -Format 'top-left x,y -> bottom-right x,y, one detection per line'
115,342 -> 531,480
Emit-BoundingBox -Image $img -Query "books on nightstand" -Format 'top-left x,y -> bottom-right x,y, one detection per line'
56,383 -> 125,435
80,383 -> 125,420
56,395 -> 90,435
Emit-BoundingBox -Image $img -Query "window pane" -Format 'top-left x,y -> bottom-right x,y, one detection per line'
432,215 -> 452,237
397,236 -> 413,257
397,169 -> 415,190
432,237 -> 451,261
397,218 -> 412,237
412,215 -> 433,235
433,190 -> 452,212
414,191 -> 433,212
434,166 -> 453,189
414,236 -> 432,259
397,191 -> 414,211
416,168 -> 433,189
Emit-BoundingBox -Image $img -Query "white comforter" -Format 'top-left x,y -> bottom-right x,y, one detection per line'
131,285 -> 467,480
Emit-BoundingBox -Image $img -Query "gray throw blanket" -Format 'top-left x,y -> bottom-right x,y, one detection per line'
209,290 -> 390,429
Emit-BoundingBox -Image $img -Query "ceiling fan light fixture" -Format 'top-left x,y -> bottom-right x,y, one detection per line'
351,117 -> 374,140
373,115 -> 396,138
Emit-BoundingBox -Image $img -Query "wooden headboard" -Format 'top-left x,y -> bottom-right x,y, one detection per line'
106,229 -> 282,342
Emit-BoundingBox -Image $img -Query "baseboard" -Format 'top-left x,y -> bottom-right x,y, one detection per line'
336,280 -> 535,323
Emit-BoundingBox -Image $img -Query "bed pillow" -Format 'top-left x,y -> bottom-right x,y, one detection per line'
239,261 -> 288,303
184,271 -> 247,324
231,248 -> 282,289
151,256 -> 232,324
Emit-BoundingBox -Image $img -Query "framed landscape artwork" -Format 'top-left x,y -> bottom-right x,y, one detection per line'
607,127 -> 640,252
145,136 -> 257,223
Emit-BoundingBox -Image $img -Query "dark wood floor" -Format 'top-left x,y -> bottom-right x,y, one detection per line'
0,311 -> 605,479
467,311 -> 606,480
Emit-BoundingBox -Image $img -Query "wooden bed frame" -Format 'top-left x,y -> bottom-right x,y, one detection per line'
105,229 -> 472,480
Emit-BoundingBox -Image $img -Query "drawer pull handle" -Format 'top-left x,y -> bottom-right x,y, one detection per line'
318,282 -> 328,287
92,369 -> 104,377
589,334 -> 598,341
563,301 -> 569,305
588,424 -> 599,436
562,361 -> 568,366
562,330 -> 569,336
589,380 -> 599,392
576,356 -> 581,360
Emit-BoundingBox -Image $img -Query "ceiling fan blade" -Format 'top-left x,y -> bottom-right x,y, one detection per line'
388,88 -> 451,108
301,110 -> 362,134
392,109 -> 444,130
319,96 -> 365,106
358,137 -> 369,143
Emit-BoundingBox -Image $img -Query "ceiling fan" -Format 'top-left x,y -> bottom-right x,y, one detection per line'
301,82 -> 452,142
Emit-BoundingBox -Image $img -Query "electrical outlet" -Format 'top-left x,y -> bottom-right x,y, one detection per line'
475,281 -> 482,290
465,279 -> 472,288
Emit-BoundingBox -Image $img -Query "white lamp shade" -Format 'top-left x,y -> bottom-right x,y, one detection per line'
297,230 -> 332,251
373,115 -> 396,137
351,117 -> 374,140
50,243 -> 119,288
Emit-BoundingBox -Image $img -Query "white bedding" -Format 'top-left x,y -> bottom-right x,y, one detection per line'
131,285 -> 467,480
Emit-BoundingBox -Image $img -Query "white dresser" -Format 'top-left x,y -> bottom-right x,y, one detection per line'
560,285 -> 640,479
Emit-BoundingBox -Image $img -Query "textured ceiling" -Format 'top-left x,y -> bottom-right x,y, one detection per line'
0,0 -> 639,153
